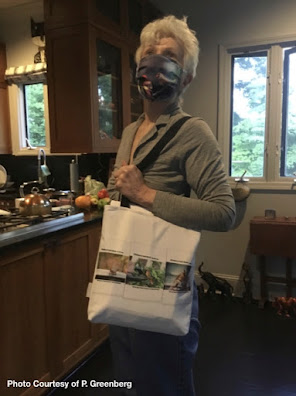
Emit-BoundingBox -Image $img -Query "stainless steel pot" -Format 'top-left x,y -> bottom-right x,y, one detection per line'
19,187 -> 52,216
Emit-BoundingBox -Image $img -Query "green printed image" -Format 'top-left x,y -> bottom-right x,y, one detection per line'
126,257 -> 165,288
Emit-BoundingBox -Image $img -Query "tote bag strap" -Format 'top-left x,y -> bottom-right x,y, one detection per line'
121,115 -> 192,207
136,115 -> 192,172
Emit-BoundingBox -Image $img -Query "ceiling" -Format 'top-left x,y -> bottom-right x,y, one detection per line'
0,0 -> 41,9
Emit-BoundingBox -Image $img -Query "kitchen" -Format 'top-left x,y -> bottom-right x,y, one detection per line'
0,1 -> 160,395
1,0 -> 296,395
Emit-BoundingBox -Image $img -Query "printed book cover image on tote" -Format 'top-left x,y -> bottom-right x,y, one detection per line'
87,203 -> 201,336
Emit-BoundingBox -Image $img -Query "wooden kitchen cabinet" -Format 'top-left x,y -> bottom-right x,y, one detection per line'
0,245 -> 50,396
0,221 -> 108,396
0,43 -> 12,154
44,0 -> 160,153
44,222 -> 107,377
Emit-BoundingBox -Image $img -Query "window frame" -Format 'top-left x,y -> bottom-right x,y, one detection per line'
9,80 -> 51,156
280,46 -> 296,177
218,36 -> 296,190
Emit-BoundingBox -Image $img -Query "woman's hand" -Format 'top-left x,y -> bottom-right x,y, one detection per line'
113,161 -> 156,209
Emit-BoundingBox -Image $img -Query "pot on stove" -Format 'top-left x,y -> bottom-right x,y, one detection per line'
19,187 -> 52,216
42,188 -> 71,199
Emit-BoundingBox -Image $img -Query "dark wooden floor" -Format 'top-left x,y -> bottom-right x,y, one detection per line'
48,296 -> 296,396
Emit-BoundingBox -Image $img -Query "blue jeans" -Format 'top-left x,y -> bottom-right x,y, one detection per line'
109,286 -> 200,396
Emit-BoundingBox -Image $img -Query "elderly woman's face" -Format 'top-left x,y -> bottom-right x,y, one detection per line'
141,37 -> 184,67
137,37 -> 189,102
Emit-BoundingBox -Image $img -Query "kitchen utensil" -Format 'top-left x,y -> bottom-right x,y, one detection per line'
19,186 -> 52,216
19,180 -> 39,198
70,158 -> 79,193
0,165 -> 7,188
42,189 -> 73,207
38,149 -> 51,184
43,189 -> 71,199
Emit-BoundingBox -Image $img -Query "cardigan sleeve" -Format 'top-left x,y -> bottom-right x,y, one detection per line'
151,119 -> 236,231
107,116 -> 235,232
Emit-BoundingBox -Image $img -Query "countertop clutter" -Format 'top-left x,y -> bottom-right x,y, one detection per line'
0,208 -> 102,251
0,175 -> 108,251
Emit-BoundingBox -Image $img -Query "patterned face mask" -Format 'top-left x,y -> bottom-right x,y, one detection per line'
136,54 -> 183,102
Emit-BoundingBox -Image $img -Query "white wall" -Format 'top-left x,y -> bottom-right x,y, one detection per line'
0,1 -> 44,155
153,0 -> 296,298
0,1 -> 43,67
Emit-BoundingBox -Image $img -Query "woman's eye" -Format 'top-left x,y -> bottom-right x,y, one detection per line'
166,52 -> 177,60
143,48 -> 154,56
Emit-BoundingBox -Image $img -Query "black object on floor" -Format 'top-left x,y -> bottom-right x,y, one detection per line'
47,296 -> 296,396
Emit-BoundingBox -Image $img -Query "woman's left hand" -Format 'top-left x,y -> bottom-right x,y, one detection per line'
113,161 -> 156,208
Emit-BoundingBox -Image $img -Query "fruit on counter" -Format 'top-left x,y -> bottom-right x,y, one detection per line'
97,188 -> 109,199
75,190 -> 110,211
90,196 -> 99,205
97,197 -> 111,209
75,194 -> 92,209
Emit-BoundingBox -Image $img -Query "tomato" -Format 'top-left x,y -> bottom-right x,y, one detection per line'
97,188 -> 109,199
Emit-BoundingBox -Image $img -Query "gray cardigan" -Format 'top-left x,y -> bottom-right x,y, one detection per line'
107,106 -> 235,232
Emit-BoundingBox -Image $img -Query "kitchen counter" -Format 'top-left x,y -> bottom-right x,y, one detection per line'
0,210 -> 102,252
1,210 -> 107,396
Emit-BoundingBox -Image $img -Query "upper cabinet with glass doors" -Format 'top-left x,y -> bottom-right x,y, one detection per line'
97,39 -> 123,141
130,54 -> 144,123
45,0 -> 161,153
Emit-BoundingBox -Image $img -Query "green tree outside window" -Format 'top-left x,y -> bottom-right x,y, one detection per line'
24,83 -> 46,147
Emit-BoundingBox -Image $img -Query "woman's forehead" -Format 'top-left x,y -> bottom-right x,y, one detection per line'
143,37 -> 180,50
142,37 -> 184,62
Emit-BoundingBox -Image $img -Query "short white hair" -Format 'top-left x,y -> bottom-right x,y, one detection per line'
135,15 -> 200,79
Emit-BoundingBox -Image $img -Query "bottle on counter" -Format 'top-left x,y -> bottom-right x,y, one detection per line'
70,157 -> 79,194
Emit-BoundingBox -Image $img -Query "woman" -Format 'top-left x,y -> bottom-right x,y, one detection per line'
107,15 -> 235,396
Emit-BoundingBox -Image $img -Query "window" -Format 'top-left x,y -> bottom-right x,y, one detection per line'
218,39 -> 296,188
230,52 -> 267,178
5,62 -> 50,154
23,82 -> 46,147
10,80 -> 50,154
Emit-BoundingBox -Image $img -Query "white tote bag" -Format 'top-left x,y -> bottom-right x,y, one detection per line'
87,202 -> 201,336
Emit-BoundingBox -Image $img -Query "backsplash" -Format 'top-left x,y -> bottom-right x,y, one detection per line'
0,153 -> 115,192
